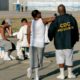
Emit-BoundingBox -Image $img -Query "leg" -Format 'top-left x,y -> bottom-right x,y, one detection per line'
64,49 -> 76,79
27,46 -> 37,79
16,41 -> 24,60
25,47 -> 30,59
2,40 -> 12,60
56,50 -> 65,79
34,68 -> 39,80
0,47 -> 5,58
38,48 -> 44,68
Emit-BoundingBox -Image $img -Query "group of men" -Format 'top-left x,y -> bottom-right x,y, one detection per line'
0,18 -> 30,60
0,4 -> 79,80
27,4 -> 79,80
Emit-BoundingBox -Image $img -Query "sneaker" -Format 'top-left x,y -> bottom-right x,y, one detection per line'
4,56 -> 11,61
3,52 -> 11,61
68,73 -> 76,79
25,52 -> 30,59
16,56 -> 24,61
27,68 -> 32,79
10,55 -> 15,60
57,74 -> 65,80
34,76 -> 39,80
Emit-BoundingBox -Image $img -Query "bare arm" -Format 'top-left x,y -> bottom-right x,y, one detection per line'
1,28 -> 7,40
27,26 -> 31,45
27,17 -> 55,27
6,27 -> 13,36
42,17 -> 55,25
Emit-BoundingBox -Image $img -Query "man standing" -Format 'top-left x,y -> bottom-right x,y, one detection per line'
27,10 -> 55,80
48,4 -> 79,79
16,18 -> 30,60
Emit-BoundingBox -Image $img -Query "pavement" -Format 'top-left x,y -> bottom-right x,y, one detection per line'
0,11 -> 80,19
0,40 -> 80,80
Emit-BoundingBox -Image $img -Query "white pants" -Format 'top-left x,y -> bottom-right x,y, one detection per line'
16,41 -> 24,59
56,49 -> 73,66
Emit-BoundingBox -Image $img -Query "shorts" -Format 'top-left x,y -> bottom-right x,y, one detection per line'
29,46 -> 44,69
0,40 -> 12,52
55,49 -> 73,66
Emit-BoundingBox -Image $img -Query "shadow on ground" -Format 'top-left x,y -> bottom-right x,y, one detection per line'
73,60 -> 80,77
0,61 -> 22,71
40,69 -> 59,80
44,51 -> 55,58
12,74 -> 26,80
44,50 -> 80,58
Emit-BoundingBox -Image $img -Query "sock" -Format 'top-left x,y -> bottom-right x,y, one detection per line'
35,68 -> 39,79
68,67 -> 73,75
60,68 -> 64,76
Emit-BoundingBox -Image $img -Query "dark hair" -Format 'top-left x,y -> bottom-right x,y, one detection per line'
1,20 -> 6,25
58,4 -> 66,13
54,13 -> 57,17
21,18 -> 27,23
31,10 -> 41,18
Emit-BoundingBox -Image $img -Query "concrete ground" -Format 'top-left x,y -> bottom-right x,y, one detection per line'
0,39 -> 80,80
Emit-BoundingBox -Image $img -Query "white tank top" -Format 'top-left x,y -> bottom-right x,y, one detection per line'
30,18 -> 45,48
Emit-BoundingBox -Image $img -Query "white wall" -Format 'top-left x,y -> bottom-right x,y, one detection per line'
8,0 -> 80,11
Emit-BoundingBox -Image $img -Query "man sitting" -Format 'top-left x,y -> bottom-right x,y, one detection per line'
0,19 -> 15,60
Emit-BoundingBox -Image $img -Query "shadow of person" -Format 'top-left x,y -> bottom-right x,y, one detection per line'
73,60 -> 80,76
74,60 -> 80,67
44,51 -> 55,58
0,60 -> 22,71
12,74 -> 26,80
73,67 -> 80,77
40,69 -> 59,80
73,50 -> 80,54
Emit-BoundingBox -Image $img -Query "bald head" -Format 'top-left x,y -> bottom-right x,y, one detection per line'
58,4 -> 66,15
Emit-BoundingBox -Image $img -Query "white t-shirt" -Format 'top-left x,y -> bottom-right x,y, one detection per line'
30,18 -> 45,48
17,25 -> 29,47
45,25 -> 50,43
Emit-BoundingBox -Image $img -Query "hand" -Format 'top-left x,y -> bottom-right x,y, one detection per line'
28,44 -> 30,47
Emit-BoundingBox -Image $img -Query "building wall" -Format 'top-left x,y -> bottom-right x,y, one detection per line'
2,0 -> 80,11
9,0 -> 26,11
27,0 -> 80,2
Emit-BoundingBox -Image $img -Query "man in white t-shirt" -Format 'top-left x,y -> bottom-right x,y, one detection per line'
13,18 -> 29,60
27,10 -> 55,80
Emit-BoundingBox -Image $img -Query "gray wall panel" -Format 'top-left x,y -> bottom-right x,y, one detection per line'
0,0 -> 9,11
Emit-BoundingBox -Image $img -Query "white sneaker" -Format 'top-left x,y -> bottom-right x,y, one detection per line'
3,52 -> 11,61
57,74 -> 65,80
10,55 -> 15,60
27,68 -> 32,79
18,55 -> 24,60
34,76 -> 39,80
4,56 -> 11,61
25,52 -> 30,59
68,73 -> 76,79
